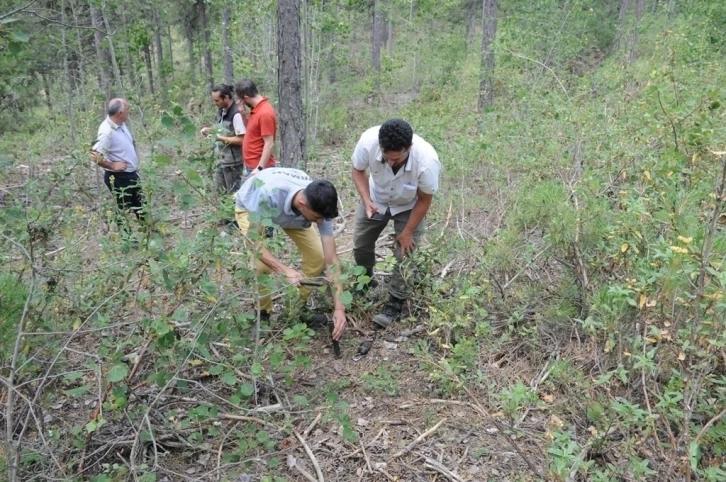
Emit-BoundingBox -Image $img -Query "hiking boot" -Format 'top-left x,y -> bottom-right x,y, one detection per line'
372,296 -> 404,328
260,310 -> 271,322
301,311 -> 329,329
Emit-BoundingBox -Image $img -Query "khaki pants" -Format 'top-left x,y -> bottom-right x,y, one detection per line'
353,202 -> 425,300
235,207 -> 324,312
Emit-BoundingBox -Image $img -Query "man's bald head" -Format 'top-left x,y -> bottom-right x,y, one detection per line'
107,98 -> 129,124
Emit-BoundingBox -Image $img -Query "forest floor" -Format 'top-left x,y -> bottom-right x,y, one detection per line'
3,149 -> 558,482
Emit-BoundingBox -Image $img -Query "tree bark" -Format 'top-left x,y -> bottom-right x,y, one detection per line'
61,0 -> 76,144
197,0 -> 213,90
143,43 -> 155,95
615,0 -> 630,51
186,35 -> 196,84
371,0 -> 384,90
277,0 -> 307,169
89,4 -> 110,99
477,0 -> 498,113
120,7 -> 138,92
101,5 -> 123,94
628,0 -> 645,63
222,2 -> 234,84
152,5 -> 165,99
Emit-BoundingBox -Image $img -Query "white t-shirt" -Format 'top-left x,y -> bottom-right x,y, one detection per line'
232,112 -> 246,136
352,126 -> 441,216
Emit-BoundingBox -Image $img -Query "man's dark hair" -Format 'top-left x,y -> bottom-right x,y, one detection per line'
212,84 -> 234,99
304,180 -> 339,219
378,118 -> 413,151
234,79 -> 259,99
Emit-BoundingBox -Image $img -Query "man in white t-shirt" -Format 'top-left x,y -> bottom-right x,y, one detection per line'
200,84 -> 246,192
351,119 -> 441,328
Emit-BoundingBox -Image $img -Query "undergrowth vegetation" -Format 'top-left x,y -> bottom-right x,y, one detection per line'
4,1 -> 726,480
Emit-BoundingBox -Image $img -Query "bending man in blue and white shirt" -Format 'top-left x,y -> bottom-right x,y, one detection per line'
235,168 -> 348,340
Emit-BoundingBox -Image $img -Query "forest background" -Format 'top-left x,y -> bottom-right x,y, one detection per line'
2,0 -> 726,481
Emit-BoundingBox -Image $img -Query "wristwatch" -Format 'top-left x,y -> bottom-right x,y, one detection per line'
256,166 -> 263,171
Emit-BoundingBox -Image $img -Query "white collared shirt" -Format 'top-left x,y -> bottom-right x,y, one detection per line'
92,117 -> 139,172
352,126 -> 441,215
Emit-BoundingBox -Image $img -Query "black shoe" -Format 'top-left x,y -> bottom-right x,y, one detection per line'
301,311 -> 329,328
372,296 -> 404,328
259,310 -> 271,322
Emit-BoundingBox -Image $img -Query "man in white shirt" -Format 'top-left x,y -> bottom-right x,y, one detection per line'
351,119 -> 441,328
200,84 -> 247,192
91,98 -> 146,235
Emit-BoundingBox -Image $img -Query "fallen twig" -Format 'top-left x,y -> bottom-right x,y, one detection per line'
389,418 -> 446,460
303,413 -> 322,438
218,413 -> 280,430
424,456 -> 463,482
294,429 -> 324,482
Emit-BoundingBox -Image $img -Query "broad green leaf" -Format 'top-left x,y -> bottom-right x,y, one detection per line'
221,371 -> 237,386
208,364 -> 224,376
161,115 -> 175,128
64,385 -> 91,398
153,155 -> 171,166
251,362 -> 263,377
107,363 -> 129,383
8,42 -> 22,55
239,383 -> 255,397
11,31 -> 29,42
172,105 -> 183,116
339,290 -> 353,308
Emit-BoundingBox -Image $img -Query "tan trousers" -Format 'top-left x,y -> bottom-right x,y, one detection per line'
235,207 -> 325,312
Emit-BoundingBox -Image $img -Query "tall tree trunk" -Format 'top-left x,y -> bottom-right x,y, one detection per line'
277,0 -> 307,169
465,0 -> 479,47
477,0 -> 498,113
222,2 -> 234,84
197,0 -> 213,90
90,4 -> 110,99
386,15 -> 393,56
143,43 -> 155,94
166,25 -> 174,82
120,7 -> 138,92
152,6 -> 165,99
61,0 -> 76,144
371,0 -> 384,91
615,0 -> 630,51
40,71 -> 52,113
101,5 -> 123,94
186,35 -> 196,84
628,0 -> 645,63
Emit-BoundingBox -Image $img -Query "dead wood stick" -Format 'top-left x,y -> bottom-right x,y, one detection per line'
389,418 -> 446,460
294,429 -> 324,482
424,457 -> 463,482
303,413 -> 322,438
218,413 -> 280,430
291,461 -> 318,482
398,325 -> 425,337
360,439 -> 373,474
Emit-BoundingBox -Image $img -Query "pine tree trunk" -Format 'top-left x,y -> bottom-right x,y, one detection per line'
120,7 -> 138,92
222,3 -> 234,84
144,43 -> 155,94
101,6 -> 123,94
166,25 -> 174,82
90,4 -> 110,99
197,0 -> 213,90
277,0 -> 307,169
477,0 -> 497,113
186,35 -> 196,84
61,0 -> 76,144
371,0 -> 383,91
152,6 -> 165,99
628,0 -> 645,63
615,0 -> 630,51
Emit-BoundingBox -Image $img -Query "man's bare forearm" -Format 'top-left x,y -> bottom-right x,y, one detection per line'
351,168 -> 372,203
